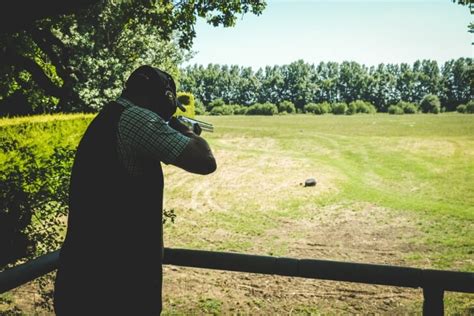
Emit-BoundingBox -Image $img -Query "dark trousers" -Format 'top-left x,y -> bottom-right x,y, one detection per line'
54,265 -> 162,316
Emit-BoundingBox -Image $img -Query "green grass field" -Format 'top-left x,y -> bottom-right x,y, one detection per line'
165,114 -> 473,266
161,113 -> 473,314
2,113 -> 473,314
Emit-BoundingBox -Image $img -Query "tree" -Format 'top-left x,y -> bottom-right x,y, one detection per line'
338,61 -> 368,103
1,1 -> 266,114
281,60 -> 316,110
366,64 -> 400,112
440,58 -> 473,111
311,62 -> 338,104
257,65 -> 285,105
236,67 -> 260,106
178,58 -> 472,113
397,63 -> 417,103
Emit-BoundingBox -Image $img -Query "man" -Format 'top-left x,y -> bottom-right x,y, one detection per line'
54,65 -> 216,315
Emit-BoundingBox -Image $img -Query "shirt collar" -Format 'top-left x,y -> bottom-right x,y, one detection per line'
116,97 -> 136,108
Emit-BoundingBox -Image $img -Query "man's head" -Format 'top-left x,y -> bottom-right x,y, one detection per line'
123,65 -> 185,121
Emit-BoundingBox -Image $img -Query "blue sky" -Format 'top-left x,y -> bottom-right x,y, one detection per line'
184,0 -> 473,69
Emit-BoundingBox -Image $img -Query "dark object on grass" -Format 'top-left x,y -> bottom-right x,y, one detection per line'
304,178 -> 317,187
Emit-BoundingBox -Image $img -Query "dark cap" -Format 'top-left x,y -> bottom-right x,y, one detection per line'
151,67 -> 186,112
125,65 -> 186,112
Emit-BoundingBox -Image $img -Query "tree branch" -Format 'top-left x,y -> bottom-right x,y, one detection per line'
29,27 -> 69,79
3,49 -> 64,98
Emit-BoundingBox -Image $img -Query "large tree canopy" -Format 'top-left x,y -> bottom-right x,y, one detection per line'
0,0 -> 266,114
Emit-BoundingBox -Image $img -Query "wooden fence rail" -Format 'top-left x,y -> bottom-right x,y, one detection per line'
1,248 -> 473,315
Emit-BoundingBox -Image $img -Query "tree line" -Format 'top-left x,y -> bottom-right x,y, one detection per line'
179,58 -> 473,113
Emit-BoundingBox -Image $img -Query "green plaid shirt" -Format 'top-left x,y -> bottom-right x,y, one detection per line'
115,97 -> 190,176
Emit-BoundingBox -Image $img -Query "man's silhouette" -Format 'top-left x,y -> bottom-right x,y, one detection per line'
54,65 -> 216,315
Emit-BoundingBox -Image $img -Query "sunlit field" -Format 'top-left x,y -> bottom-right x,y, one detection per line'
162,113 -> 473,314
2,113 -> 473,314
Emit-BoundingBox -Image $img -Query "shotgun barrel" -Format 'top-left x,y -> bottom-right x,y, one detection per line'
177,116 -> 214,133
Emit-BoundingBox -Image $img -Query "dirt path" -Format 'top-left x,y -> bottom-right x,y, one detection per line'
161,203 -> 428,314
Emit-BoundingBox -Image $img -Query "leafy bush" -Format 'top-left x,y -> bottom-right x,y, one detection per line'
246,102 -> 278,115
278,100 -> 296,114
304,102 -> 330,115
388,105 -> 404,115
465,100 -> 474,114
208,98 -> 225,111
194,99 -> 206,115
420,94 -> 441,114
332,102 -> 348,115
457,101 -> 474,114
231,104 -> 247,115
456,104 -> 466,113
346,102 -> 358,115
346,100 -> 376,115
0,115 -> 92,309
304,103 -> 318,114
210,105 -> 234,116
353,100 -> 377,114
395,101 -> 418,114
0,115 -> 91,269
175,92 -> 195,118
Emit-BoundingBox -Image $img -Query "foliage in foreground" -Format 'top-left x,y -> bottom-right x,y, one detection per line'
0,115 -> 92,310
1,1 -> 266,115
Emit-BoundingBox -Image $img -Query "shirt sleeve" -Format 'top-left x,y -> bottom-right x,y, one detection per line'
119,106 -> 190,164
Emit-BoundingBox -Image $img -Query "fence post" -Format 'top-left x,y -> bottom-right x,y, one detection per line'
422,287 -> 444,316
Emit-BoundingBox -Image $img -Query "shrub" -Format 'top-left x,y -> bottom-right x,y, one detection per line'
395,101 -> 418,114
319,102 -> 332,114
0,117 -> 89,268
304,102 -> 331,115
278,100 -> 296,114
0,115 -> 93,310
388,105 -> 404,115
346,100 -> 376,115
332,102 -> 348,115
456,104 -> 466,113
194,99 -> 206,115
231,104 -> 247,115
304,103 -> 318,114
246,102 -> 278,115
358,100 -> 376,114
175,92 -> 195,118
420,94 -> 441,114
208,98 -> 225,111
210,105 -> 234,116
346,102 -> 357,115
465,100 -> 474,114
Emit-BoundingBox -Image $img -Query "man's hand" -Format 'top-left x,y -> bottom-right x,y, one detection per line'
168,117 -> 193,135
192,123 -> 202,136
169,117 -> 202,136
170,117 -> 215,175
